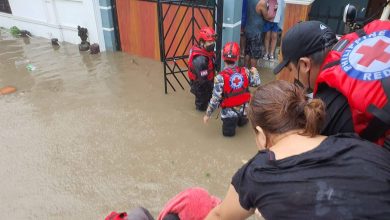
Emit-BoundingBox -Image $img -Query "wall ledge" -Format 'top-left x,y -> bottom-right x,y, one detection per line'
285,0 -> 315,6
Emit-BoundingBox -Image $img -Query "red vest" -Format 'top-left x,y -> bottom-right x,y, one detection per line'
221,67 -> 250,108
188,45 -> 215,81
314,20 -> 390,146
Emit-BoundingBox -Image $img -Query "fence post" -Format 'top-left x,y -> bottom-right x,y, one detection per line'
220,0 -> 242,69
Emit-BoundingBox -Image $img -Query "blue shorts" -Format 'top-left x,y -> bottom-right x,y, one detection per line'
263,21 -> 281,33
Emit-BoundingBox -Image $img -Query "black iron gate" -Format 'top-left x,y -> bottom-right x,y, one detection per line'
157,0 -> 223,94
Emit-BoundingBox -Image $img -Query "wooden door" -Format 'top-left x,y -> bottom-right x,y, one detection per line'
116,0 -> 160,60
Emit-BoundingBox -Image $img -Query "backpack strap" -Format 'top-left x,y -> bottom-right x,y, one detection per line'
355,28 -> 367,37
360,77 -> 390,143
322,60 -> 340,70
384,137 -> 390,151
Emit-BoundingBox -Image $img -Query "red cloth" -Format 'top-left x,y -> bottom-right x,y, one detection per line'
105,212 -> 128,220
105,207 -> 154,220
158,187 -> 221,220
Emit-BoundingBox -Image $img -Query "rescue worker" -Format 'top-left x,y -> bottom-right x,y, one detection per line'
273,19 -> 390,148
203,42 -> 261,137
188,27 -> 216,111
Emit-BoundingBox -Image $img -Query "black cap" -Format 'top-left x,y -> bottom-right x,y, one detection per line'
273,21 -> 337,75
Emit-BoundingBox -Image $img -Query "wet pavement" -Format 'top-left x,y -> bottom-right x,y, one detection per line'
0,28 -> 274,219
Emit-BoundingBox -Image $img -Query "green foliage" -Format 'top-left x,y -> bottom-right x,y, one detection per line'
10,26 -> 21,37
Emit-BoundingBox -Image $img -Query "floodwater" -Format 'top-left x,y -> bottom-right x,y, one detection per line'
0,28 -> 274,219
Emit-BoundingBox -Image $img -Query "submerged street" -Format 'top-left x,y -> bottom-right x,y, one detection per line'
0,30 -> 274,219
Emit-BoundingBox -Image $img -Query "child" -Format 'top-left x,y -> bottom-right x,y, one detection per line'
188,27 -> 216,111
203,42 -> 261,137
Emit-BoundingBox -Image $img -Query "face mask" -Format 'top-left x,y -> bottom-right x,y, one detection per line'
306,70 -> 314,94
205,43 -> 215,52
306,92 -> 313,100
295,62 -> 313,94
294,64 -> 305,88
294,78 -> 305,89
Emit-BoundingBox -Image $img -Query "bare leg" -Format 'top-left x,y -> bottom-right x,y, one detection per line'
250,58 -> 258,69
240,33 -> 246,56
264,31 -> 271,57
270,32 -> 278,59
245,55 -> 251,68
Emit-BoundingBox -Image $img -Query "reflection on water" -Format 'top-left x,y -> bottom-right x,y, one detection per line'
0,29 -> 266,219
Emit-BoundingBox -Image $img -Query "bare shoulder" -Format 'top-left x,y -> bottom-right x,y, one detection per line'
256,0 -> 267,15
257,0 -> 267,7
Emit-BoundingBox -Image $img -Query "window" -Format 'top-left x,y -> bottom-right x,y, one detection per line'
0,0 -> 12,14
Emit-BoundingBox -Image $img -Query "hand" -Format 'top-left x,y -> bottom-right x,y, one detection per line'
250,67 -> 258,75
203,115 -> 210,124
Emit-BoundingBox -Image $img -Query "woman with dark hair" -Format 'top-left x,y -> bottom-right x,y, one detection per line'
205,80 -> 390,220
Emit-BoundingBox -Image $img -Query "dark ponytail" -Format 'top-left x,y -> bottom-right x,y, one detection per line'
302,99 -> 325,137
249,80 -> 326,137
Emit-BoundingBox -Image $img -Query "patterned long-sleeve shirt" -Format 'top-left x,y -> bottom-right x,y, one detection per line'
206,65 -> 261,118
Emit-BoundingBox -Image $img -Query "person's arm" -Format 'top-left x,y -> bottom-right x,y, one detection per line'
247,67 -> 261,87
204,75 -> 224,123
205,185 -> 254,220
256,0 -> 273,21
192,55 -> 209,78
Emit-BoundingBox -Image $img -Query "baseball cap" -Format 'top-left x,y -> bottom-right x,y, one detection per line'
273,21 -> 337,75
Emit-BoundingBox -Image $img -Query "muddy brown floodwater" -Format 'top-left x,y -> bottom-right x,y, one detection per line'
0,28 -> 274,219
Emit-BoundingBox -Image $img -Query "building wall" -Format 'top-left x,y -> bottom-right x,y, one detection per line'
0,0 -> 106,50
99,0 -> 117,51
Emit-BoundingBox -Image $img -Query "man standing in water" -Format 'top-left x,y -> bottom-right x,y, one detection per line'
244,0 -> 273,68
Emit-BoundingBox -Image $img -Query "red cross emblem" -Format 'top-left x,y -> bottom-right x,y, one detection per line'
233,77 -> 241,86
356,39 -> 390,67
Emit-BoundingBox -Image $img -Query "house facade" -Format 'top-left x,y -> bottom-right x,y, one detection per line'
0,0 -> 119,51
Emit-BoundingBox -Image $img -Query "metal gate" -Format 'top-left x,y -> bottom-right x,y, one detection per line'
157,0 -> 223,94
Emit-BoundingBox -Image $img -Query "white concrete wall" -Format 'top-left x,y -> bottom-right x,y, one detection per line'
0,0 -> 105,50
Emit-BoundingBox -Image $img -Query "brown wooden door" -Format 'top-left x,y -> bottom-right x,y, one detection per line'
116,0 -> 160,60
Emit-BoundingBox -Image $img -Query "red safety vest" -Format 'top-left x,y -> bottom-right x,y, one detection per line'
314,20 -> 390,146
188,45 -> 215,81
220,67 -> 250,108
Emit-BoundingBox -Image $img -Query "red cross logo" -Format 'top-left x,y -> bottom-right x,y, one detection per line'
233,77 -> 241,86
356,39 -> 390,67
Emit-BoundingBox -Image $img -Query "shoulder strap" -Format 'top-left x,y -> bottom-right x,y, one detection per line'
240,67 -> 247,75
332,39 -> 350,52
360,77 -> 390,143
355,28 -> 367,38
322,60 -> 340,71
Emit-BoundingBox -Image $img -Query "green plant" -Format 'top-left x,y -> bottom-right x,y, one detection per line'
10,26 -> 20,36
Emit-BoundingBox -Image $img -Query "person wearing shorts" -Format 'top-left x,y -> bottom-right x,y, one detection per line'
263,0 -> 283,60
244,0 -> 267,68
